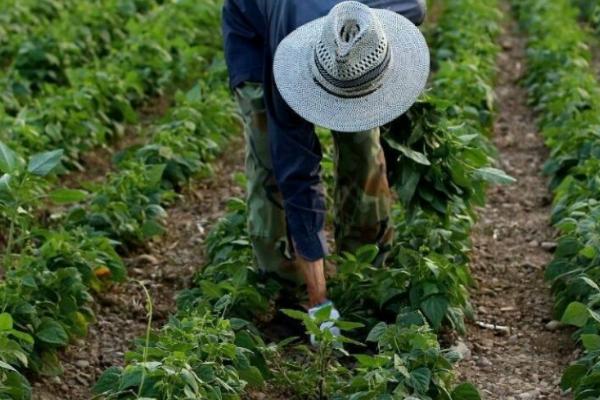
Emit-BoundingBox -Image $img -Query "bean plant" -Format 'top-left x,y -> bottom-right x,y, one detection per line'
514,0 -> 600,396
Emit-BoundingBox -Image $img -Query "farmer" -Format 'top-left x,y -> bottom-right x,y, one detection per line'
222,0 -> 429,331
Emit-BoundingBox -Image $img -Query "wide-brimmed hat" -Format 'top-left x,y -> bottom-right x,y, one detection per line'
273,1 -> 430,133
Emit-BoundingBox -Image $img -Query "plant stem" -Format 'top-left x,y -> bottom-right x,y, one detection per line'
137,280 -> 153,398
5,219 -> 14,259
318,345 -> 329,400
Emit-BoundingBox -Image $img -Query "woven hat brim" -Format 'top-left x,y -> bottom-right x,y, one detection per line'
273,9 -> 430,133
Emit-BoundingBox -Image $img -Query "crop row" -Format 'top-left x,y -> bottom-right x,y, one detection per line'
0,2 -> 237,399
0,74 -> 235,398
0,0 -> 222,166
0,0 -> 160,107
0,0 -> 79,64
91,1 -> 507,399
513,0 -> 600,397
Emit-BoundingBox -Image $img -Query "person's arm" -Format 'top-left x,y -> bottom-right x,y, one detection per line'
298,259 -> 327,307
265,84 -> 329,307
222,0 -> 265,89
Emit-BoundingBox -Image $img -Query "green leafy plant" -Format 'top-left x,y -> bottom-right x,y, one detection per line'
0,141 -> 64,256
514,0 -> 600,396
93,312 -> 253,399
66,161 -> 172,246
332,319 -> 478,399
383,0 -> 506,217
280,305 -> 364,399
94,0 -> 510,398
1,0 -> 225,165
0,313 -> 33,400
0,1 -> 241,397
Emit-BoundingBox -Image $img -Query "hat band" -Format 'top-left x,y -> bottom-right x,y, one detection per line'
312,45 -> 391,99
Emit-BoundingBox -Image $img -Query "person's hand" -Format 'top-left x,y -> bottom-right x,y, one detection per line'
308,300 -> 341,347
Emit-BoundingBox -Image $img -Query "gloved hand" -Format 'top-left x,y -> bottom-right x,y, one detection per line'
308,300 -> 341,347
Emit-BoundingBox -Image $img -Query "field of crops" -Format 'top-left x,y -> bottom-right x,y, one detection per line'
0,0 -> 599,399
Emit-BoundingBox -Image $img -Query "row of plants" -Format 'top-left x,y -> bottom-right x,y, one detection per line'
92,0 -> 509,398
1,0 -> 161,105
0,5 -> 239,400
0,72 -> 236,399
513,0 -> 600,398
0,0 -> 223,166
0,0 -> 79,64
380,0 -> 506,333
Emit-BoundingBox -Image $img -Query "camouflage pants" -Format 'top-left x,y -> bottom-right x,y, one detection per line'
235,83 -> 393,281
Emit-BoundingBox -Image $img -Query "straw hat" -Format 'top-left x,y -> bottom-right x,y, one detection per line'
273,1 -> 430,132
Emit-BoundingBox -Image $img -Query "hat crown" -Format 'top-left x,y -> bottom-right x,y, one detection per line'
312,1 -> 391,98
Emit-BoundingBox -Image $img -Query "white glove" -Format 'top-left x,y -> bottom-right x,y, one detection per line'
308,300 -> 341,347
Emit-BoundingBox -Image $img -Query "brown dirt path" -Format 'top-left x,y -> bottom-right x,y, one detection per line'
32,143 -> 245,400
456,6 -> 577,399
62,95 -> 173,188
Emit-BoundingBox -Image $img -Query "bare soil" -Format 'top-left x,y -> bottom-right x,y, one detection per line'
456,7 -> 577,399
32,143 -> 245,400
63,95 -> 173,187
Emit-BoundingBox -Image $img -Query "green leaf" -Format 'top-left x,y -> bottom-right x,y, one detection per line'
579,246 -> 597,259
10,330 -> 34,344
366,322 -> 387,342
27,149 -> 63,176
0,141 -> 21,174
386,140 -> 431,166
0,360 -> 17,372
1,367 -> 31,399
0,313 -> 13,331
473,167 -> 516,185
581,334 -> 600,351
561,302 -> 589,328
238,366 -> 264,387
49,188 -> 88,204
356,245 -> 379,263
119,366 -> 143,390
0,174 -> 12,196
230,318 -> 250,330
197,364 -> 215,382
314,304 -> 333,321
555,237 -> 580,257
281,308 -> 308,322
335,320 -> 365,331
93,366 -> 122,394
39,351 -> 63,376
578,276 -> 600,292
420,295 -> 449,329
409,367 -> 431,393
36,319 -> 69,346
186,84 -> 203,102
141,219 -> 165,238
181,368 -> 199,392
590,309 -> 600,325
354,354 -> 377,367
560,364 -> 588,390
354,354 -> 388,368
146,163 -> 166,186
451,383 -> 481,400
397,164 -> 421,205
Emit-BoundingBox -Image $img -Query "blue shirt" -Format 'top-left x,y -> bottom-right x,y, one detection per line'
222,0 -> 426,261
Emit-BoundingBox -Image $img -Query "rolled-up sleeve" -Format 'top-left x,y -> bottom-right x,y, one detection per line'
364,0 -> 427,25
266,87 -> 328,261
222,0 -> 265,88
